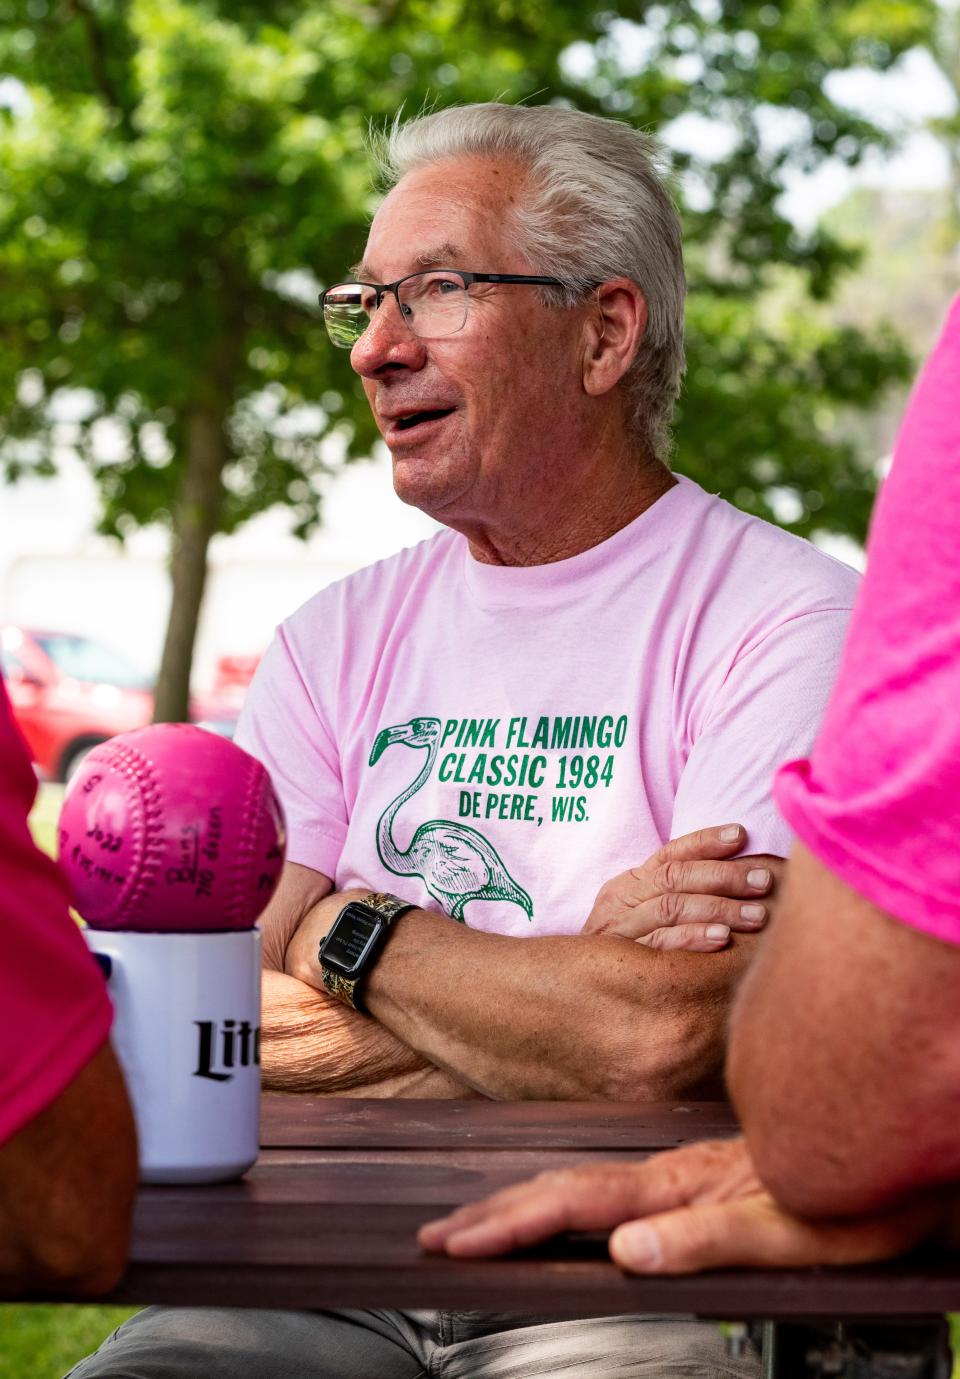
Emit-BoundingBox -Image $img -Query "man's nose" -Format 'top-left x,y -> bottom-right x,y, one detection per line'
350,296 -> 426,377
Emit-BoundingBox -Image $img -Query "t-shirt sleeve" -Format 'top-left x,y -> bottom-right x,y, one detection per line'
774,296 -> 960,946
670,608 -> 853,857
234,623 -> 346,880
0,683 -> 113,1147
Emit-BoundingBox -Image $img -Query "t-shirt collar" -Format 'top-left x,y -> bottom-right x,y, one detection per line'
461,474 -> 692,609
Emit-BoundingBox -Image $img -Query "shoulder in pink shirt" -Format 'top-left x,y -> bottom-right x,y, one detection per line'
0,680 -> 113,1146
775,296 -> 960,945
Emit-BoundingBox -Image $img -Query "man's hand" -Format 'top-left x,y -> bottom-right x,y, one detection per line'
418,1137 -> 957,1273
583,825 -> 782,952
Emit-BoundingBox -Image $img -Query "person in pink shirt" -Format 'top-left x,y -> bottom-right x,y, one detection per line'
0,677 -> 136,1296
419,296 -> 960,1273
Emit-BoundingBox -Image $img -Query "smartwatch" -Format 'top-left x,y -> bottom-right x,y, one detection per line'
318,892 -> 416,1012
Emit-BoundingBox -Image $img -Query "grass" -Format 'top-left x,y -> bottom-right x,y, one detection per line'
0,1306 -> 138,1379
28,784 -> 64,860
12,789 -> 960,1376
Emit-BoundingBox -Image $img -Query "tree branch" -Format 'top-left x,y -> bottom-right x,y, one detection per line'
64,0 -> 135,137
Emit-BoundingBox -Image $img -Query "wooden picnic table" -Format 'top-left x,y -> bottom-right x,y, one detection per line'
100,1094 -> 960,1321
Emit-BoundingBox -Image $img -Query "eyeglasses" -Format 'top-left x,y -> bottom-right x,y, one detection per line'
319,269 -> 568,348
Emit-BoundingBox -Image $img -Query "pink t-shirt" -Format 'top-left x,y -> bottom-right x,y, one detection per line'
775,297 -> 960,946
238,477 -> 859,935
0,678 -> 113,1147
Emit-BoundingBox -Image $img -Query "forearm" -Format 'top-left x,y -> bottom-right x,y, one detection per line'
260,871 -> 472,1096
728,844 -> 960,1218
0,1042 -> 136,1297
359,913 -> 757,1100
261,969 -> 479,1097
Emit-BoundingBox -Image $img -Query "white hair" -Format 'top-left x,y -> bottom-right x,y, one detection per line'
371,102 -> 687,461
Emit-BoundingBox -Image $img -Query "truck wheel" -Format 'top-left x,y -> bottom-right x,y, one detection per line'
59,737 -> 107,784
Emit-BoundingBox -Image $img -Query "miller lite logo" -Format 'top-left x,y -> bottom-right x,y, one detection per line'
193,1019 -> 261,1082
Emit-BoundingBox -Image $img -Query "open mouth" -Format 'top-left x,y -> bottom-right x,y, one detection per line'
395,408 -> 455,432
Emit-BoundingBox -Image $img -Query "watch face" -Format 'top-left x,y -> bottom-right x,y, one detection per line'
320,904 -> 384,977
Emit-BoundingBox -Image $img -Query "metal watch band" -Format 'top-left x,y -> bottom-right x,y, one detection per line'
320,892 -> 415,1012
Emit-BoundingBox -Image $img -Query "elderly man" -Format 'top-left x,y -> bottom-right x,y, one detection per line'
69,103 -> 859,1378
420,297 -> 960,1279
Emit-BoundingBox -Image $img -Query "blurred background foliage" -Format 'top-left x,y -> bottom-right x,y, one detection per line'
0,0 -> 954,717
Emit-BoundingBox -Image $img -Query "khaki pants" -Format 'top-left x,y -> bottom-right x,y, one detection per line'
67,1307 -> 761,1378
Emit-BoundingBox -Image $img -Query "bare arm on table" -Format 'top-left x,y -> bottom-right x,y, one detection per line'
267,828 -> 782,1101
0,1042 -> 136,1296
729,841 -> 960,1216
421,842 -> 960,1269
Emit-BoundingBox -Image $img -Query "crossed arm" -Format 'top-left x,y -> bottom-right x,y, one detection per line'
421,842 -> 960,1267
260,865 -> 477,1098
259,827 -> 781,1101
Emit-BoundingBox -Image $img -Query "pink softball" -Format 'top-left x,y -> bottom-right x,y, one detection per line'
57,724 -> 286,932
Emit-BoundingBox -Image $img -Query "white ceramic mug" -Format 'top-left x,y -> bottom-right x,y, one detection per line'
85,928 -> 261,1184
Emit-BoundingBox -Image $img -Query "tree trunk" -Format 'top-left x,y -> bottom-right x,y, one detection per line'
152,407 -> 227,723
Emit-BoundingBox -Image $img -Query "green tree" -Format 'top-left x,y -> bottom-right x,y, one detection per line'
814,184 -> 960,461
0,0 -> 935,717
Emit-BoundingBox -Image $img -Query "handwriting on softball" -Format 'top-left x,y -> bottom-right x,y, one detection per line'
165,806 -> 223,895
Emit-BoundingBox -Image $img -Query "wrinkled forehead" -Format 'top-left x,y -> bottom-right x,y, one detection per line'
358,156 -> 531,282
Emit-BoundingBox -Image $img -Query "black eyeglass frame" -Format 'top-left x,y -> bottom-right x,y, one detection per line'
319,270 -> 576,346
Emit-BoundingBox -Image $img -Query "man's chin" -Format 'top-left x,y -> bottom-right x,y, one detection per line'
390,453 -> 464,517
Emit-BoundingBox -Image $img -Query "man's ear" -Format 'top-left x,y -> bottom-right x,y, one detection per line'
581,279 -> 647,398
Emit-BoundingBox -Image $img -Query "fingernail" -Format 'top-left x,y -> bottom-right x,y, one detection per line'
706,924 -> 729,940
613,1222 -> 662,1271
747,868 -> 771,890
740,903 -> 765,922
719,825 -> 741,842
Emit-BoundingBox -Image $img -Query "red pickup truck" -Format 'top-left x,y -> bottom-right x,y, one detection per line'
1,623 -> 251,781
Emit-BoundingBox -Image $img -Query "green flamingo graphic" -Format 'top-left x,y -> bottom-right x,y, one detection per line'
369,717 -> 533,923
